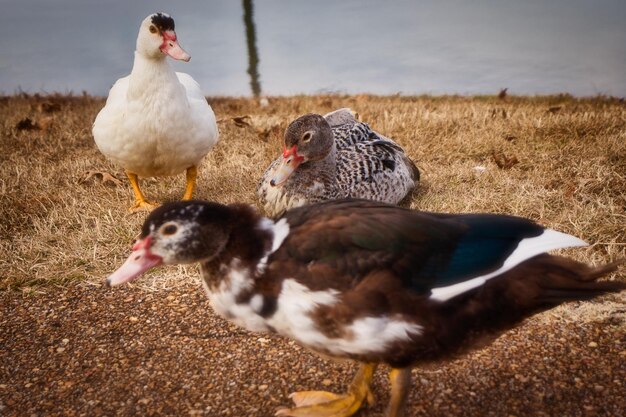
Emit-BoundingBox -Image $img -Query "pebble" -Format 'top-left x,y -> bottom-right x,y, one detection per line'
2,271 -> 624,417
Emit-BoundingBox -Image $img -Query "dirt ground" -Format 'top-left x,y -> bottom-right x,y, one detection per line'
0,94 -> 625,416
1,282 -> 624,416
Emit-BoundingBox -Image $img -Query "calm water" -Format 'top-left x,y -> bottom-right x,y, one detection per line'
1,0 -> 625,97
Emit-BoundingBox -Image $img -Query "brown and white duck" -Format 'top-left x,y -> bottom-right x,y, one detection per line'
106,199 -> 624,417
257,109 -> 419,217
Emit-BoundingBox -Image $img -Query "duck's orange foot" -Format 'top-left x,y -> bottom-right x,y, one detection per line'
275,388 -> 374,417
276,363 -> 376,417
128,200 -> 160,213
82,170 -> 123,187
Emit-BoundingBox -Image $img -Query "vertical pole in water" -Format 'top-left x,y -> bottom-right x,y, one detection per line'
243,0 -> 262,97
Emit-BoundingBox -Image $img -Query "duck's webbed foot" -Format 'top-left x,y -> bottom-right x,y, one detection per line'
126,171 -> 159,213
275,363 -> 376,417
129,199 -> 159,213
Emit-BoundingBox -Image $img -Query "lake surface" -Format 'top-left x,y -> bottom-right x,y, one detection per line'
1,0 -> 625,97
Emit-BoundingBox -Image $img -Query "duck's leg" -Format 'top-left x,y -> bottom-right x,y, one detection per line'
182,165 -> 197,200
385,367 -> 412,417
126,171 -> 158,212
276,362 -> 377,417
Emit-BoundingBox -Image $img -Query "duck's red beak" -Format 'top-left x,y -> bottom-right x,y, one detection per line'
270,145 -> 305,187
106,237 -> 163,287
160,30 -> 190,61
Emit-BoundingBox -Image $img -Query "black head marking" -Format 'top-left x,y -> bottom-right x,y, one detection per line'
151,13 -> 175,32
140,200 -> 231,238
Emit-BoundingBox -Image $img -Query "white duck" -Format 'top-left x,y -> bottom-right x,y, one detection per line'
93,12 -> 219,212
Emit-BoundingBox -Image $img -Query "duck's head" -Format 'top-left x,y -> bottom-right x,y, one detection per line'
270,114 -> 333,187
136,12 -> 190,62
106,201 -> 232,286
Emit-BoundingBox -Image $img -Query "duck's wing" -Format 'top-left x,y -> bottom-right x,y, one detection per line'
93,76 -> 129,122
331,122 -> 372,149
104,76 -> 130,107
329,116 -> 419,194
323,110 -> 411,164
323,108 -> 358,127
275,199 -> 585,301
362,139 -> 420,182
92,76 -> 130,147
334,137 -> 418,201
175,72 -> 206,101
175,72 -> 219,147
330,116 -> 402,153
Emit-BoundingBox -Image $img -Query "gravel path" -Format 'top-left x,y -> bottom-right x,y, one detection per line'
1,282 -> 624,416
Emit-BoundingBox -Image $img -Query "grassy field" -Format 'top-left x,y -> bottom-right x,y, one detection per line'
1,93 -> 624,291
1,94 -> 625,416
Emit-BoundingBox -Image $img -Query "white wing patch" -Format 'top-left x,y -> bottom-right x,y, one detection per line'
270,279 -> 422,356
271,218 -> 290,252
337,317 -> 423,355
429,229 -> 588,302
256,217 -> 290,274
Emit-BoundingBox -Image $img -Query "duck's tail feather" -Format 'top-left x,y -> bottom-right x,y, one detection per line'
533,257 -> 624,304
433,255 -> 624,358
444,254 -> 624,334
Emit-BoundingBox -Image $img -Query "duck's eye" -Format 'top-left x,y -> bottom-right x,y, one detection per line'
302,132 -> 313,143
149,25 -> 158,34
161,224 -> 178,236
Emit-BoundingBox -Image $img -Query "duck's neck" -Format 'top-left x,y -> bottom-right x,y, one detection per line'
300,142 -> 338,185
127,52 -> 180,100
202,204 -> 274,286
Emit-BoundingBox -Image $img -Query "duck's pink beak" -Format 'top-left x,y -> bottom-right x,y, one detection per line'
270,145 -> 305,187
160,30 -> 190,62
106,237 -> 163,287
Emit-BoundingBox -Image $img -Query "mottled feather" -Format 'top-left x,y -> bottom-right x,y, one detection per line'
258,110 -> 419,217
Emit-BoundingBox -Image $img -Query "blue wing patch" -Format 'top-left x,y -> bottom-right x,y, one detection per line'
418,214 -> 544,289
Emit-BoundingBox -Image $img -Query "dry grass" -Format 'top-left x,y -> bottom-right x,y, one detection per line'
1,94 -> 626,417
1,94 -> 624,302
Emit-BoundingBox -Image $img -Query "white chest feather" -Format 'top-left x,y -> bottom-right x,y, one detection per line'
93,55 -> 218,177
203,265 -> 270,332
259,181 -> 309,217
